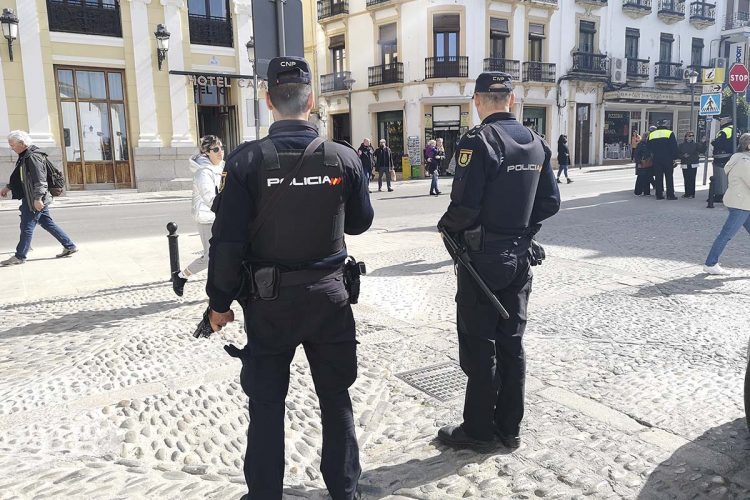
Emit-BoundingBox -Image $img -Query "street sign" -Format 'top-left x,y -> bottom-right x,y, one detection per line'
728,63 -> 750,93
699,93 -> 722,116
702,67 -> 725,84
702,84 -> 723,94
252,0 -> 304,79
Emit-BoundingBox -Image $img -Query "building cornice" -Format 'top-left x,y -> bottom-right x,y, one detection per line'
160,0 -> 185,8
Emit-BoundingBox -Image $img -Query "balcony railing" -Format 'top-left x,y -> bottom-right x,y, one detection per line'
525,0 -> 559,6
726,12 -> 750,30
320,71 -> 352,93
523,62 -> 556,83
626,58 -> 650,79
689,2 -> 715,25
366,0 -> 392,6
483,58 -> 521,81
318,0 -> 349,20
655,61 -> 683,81
657,0 -> 685,18
188,15 -> 233,47
425,56 -> 469,79
571,52 -> 608,75
368,63 -> 403,87
46,0 -> 122,37
575,0 -> 607,6
622,0 -> 652,12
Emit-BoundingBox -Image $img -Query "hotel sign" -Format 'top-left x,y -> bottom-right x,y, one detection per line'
188,75 -> 232,88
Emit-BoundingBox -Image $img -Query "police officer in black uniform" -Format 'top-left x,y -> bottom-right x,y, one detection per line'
437,72 -> 560,451
711,116 -> 734,202
646,120 -> 679,200
205,56 -> 373,500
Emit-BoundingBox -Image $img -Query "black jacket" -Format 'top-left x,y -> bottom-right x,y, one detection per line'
557,142 -> 570,165
206,120 -> 374,312
6,146 -> 51,211
374,146 -> 392,171
646,127 -> 679,167
678,141 -> 703,165
357,143 -> 374,174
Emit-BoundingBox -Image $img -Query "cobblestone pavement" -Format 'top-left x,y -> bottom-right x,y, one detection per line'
0,183 -> 748,499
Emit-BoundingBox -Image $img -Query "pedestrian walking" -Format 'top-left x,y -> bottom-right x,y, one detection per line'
630,131 -> 641,161
437,71 -> 560,451
357,138 -> 374,192
425,139 -> 441,195
703,132 -> 750,275
633,135 -> 655,196
171,135 -> 225,296
647,121 -> 679,200
204,56 -> 373,500
556,134 -> 572,184
1,130 -> 77,266
678,132 -> 702,199
375,138 -> 394,192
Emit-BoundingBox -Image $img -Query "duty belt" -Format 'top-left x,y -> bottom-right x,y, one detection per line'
279,267 -> 343,287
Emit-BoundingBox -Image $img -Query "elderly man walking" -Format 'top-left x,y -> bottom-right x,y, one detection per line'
1,131 -> 77,266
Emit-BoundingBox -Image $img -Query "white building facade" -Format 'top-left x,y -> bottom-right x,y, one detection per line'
311,0 -> 728,167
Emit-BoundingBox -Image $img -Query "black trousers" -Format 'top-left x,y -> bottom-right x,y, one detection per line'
634,168 -> 654,195
239,271 -> 360,500
682,167 -> 697,196
654,163 -> 675,198
455,238 -> 533,440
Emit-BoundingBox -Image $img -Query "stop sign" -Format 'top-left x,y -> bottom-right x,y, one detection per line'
729,63 -> 749,93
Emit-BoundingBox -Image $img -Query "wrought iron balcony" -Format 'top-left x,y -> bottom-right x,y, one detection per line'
571,52 -> 608,76
657,0 -> 685,23
366,0 -> 392,6
725,12 -> 750,30
654,61 -> 683,82
46,0 -> 122,37
320,71 -> 352,93
522,62 -> 556,83
188,14 -> 233,47
483,58 -> 521,81
626,58 -> 650,80
622,0 -> 652,16
425,56 -> 469,79
689,2 -> 715,27
368,63 -> 403,87
575,0 -> 607,6
318,0 -> 348,20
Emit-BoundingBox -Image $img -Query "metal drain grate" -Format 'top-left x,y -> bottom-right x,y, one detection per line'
396,362 -> 466,401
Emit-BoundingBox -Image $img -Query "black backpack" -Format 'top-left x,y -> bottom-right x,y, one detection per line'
37,153 -> 66,197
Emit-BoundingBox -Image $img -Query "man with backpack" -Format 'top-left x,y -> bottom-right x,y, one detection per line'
1,130 -> 77,266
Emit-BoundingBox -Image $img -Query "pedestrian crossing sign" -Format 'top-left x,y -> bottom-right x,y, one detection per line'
699,93 -> 722,116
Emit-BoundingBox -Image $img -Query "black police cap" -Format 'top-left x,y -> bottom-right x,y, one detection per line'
474,72 -> 513,93
267,56 -> 312,89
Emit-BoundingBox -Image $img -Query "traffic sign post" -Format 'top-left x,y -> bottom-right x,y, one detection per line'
699,93 -> 722,116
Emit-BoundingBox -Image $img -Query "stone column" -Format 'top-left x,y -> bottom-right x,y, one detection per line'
128,0 -> 163,147
161,0 -> 193,147
0,49 -> 10,143
16,0 -> 55,147
234,0 -> 256,141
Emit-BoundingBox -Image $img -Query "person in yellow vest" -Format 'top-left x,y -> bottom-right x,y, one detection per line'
710,117 -> 734,203
647,120 -> 680,200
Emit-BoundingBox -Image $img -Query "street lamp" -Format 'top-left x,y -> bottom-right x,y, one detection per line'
686,69 -> 699,137
0,9 -> 19,62
154,24 -> 170,71
343,75 -> 356,144
246,37 -> 261,140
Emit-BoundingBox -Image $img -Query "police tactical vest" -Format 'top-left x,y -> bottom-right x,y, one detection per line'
476,122 -> 547,234
250,139 -> 346,265
718,125 -> 733,140
648,129 -> 674,141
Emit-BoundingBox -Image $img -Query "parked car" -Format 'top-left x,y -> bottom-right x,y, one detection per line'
746,338 -> 749,431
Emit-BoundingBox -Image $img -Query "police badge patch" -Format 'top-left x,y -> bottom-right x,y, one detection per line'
458,149 -> 473,168
219,171 -> 227,192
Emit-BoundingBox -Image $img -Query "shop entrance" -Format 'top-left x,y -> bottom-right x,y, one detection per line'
603,111 -> 631,160
331,113 -> 351,144
55,66 -> 134,190
377,111 -> 403,171
194,83 -> 238,152
431,126 -> 460,174
575,103 -> 591,165
522,106 -> 547,139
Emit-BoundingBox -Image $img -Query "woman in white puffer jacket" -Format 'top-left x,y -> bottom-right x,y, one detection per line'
172,135 -> 225,296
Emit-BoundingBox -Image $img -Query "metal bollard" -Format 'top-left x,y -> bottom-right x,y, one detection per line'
167,222 -> 181,277
707,177 -> 714,209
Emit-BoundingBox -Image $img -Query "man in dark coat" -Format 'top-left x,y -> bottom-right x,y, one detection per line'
646,121 -> 679,200
357,138 -> 374,192
374,138 -> 393,192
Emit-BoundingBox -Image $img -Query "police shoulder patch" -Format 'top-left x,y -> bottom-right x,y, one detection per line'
457,149 -> 473,168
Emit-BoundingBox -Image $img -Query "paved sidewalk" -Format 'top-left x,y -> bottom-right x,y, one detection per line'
0,180 -> 748,499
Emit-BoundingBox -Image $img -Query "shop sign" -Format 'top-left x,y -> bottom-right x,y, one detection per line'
424,113 -> 433,129
407,135 -> 421,166
460,111 -> 469,127
606,112 -> 626,119
604,90 -> 689,103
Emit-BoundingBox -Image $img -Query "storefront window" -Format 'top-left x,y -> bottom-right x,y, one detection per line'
522,107 -> 546,138
604,111 -> 630,160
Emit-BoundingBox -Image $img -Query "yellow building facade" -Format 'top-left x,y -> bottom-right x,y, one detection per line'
0,0 -> 266,191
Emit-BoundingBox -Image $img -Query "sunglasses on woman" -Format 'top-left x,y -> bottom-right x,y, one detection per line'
209,146 -> 224,153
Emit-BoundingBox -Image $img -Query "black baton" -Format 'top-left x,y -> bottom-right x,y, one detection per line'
440,228 -> 510,320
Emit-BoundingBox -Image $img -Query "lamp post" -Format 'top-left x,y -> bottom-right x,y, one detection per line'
154,24 -> 171,71
0,9 -> 19,62
246,38 -> 261,140
343,76 -> 356,144
686,69 -> 699,136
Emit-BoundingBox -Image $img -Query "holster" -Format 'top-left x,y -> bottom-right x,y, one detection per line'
529,239 -> 546,266
463,225 -> 484,253
343,257 -> 366,304
253,266 -> 280,301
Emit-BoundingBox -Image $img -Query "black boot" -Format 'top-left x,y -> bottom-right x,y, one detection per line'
171,271 -> 187,297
